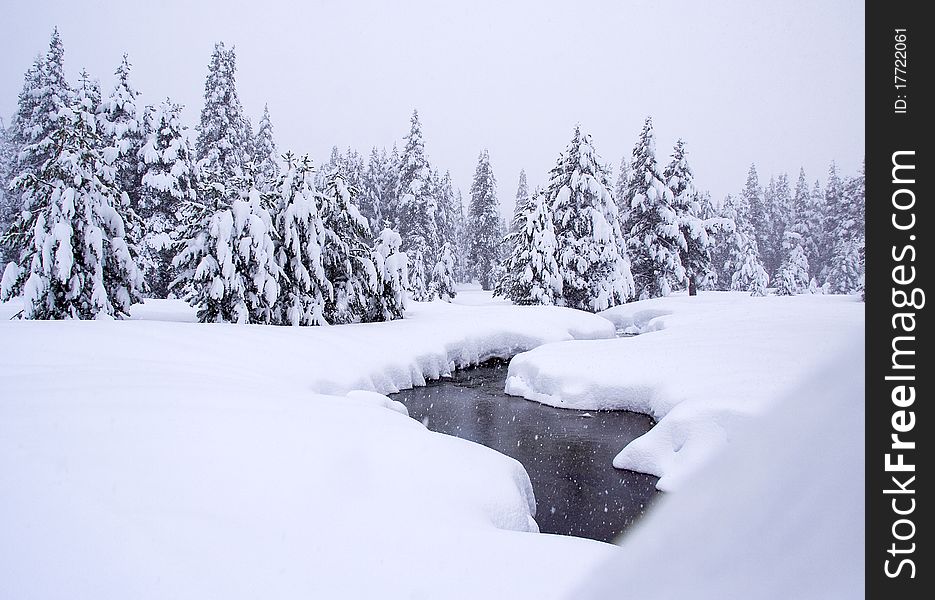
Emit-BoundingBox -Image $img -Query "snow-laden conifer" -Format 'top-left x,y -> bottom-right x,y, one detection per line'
97,55 -> 144,211
3,31 -> 73,264
17,30 -> 72,178
614,156 -> 631,218
467,149 -> 501,290
319,173 -> 378,323
1,72 -> 144,319
790,169 -> 820,281
253,104 -> 280,191
407,240 -> 430,302
271,153 -> 330,325
138,99 -> 197,297
664,140 -> 714,295
0,123 -> 17,265
361,147 -> 396,235
509,169 -> 529,236
550,126 -> 634,311
367,228 -> 408,321
173,176 -> 279,323
433,170 -> 459,250
624,117 -> 685,299
742,164 -> 772,276
396,111 -> 438,286
195,42 -> 253,191
826,163 -> 864,294
499,188 -> 562,305
775,231 -> 810,296
718,193 -> 769,296
430,241 -> 457,302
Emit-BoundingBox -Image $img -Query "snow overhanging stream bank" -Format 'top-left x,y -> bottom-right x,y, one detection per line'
504,292 -> 865,491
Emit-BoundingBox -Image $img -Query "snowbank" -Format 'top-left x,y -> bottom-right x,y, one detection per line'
504,292 -> 863,490
574,338 -> 864,599
0,297 -> 614,599
1,297 -> 613,399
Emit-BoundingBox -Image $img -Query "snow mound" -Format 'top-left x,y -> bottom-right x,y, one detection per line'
346,389 -> 410,416
505,292 -> 863,490
574,336 -> 864,599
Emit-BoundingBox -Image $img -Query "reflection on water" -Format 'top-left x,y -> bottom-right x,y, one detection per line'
391,360 -> 659,543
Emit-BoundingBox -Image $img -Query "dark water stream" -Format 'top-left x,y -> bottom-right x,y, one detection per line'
390,360 -> 659,543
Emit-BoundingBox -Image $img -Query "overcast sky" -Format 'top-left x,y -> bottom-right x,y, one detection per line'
3,0 -> 864,214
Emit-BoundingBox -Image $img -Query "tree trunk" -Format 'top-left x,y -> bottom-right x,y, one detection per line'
688,278 -> 698,296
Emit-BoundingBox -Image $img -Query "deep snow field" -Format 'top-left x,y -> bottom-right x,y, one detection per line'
0,291 -> 864,598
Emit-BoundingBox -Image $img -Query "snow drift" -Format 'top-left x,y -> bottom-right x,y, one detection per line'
505,292 -> 864,490
574,336 -> 864,599
0,297 -> 615,599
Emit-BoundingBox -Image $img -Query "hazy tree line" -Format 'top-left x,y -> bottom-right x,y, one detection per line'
0,30 -> 864,322
494,117 -> 865,308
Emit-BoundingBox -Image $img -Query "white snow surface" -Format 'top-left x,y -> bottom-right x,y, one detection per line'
575,337 -> 864,599
505,292 -> 864,490
0,297 -> 615,600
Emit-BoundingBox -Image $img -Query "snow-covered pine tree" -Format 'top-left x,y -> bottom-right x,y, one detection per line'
764,173 -> 792,278
694,191 -> 732,291
97,55 -> 144,212
17,30 -> 72,179
827,238 -> 863,295
270,153 -> 330,325
709,194 -> 737,290
2,32 -> 73,264
381,144 -> 401,228
623,117 -> 685,299
760,176 -> 777,276
499,187 -> 562,305
366,228 -> 408,321
742,164 -> 772,277
319,173 -> 378,323
253,103 -> 280,191
172,174 -> 279,324
731,241 -> 770,296
195,42 -> 253,193
396,111 -> 438,289
360,147 -> 387,236
775,231 -> 810,296
0,71 -> 144,319
322,147 -> 366,204
509,169 -> 529,236
791,168 -> 819,281
467,149 -> 501,290
2,58 -> 43,264
138,99 -> 199,298
777,170 -> 814,297
614,155 -> 631,219
0,122 -> 16,265
826,162 -> 865,294
495,172 -> 533,298
453,189 -> 471,283
818,162 -> 844,284
407,238 -> 430,301
433,170 -> 458,251
238,182 -> 280,324
96,56 -> 147,288
430,241 -> 457,302
3,57 -> 43,161
664,140 -> 714,296
808,178 -> 827,280
720,193 -> 769,296
550,126 -> 634,310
